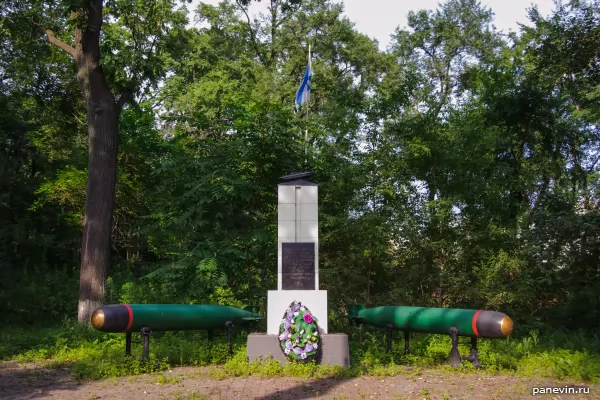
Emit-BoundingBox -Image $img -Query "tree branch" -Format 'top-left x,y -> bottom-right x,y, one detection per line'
274,3 -> 301,29
116,87 -> 134,111
234,0 -> 266,65
587,154 -> 600,174
45,29 -> 76,58
269,0 -> 277,67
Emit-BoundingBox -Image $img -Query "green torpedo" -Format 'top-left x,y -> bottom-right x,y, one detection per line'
348,305 -> 513,338
91,304 -> 261,333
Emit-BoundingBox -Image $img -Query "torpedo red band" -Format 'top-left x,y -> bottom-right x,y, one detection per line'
123,304 -> 134,332
471,310 -> 482,337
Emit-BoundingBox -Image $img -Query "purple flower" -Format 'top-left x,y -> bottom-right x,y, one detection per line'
304,343 -> 314,352
303,314 -> 314,324
293,304 -> 301,312
284,320 -> 291,330
286,340 -> 292,349
293,347 -> 302,355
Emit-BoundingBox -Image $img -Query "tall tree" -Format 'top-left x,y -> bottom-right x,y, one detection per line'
152,0 -> 389,309
380,0 -> 504,306
8,0 -> 190,322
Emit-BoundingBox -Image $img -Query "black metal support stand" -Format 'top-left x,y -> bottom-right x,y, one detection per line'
466,337 -> 481,368
225,321 -> 234,355
125,332 -> 132,356
404,331 -> 410,354
385,324 -> 393,353
448,327 -> 461,367
141,327 -> 151,359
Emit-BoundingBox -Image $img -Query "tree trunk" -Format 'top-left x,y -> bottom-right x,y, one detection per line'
366,243 -> 372,307
246,244 -> 252,303
45,1 -> 123,324
75,9 -> 120,323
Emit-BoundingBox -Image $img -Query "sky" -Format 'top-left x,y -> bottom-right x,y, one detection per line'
189,0 -> 557,50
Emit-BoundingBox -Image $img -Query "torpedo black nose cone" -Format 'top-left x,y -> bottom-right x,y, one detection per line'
90,305 -> 131,332
475,311 -> 513,338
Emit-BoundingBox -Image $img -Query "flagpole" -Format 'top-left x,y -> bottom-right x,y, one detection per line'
304,44 -> 311,165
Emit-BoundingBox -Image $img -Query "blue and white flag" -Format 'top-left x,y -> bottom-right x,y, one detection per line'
295,56 -> 313,110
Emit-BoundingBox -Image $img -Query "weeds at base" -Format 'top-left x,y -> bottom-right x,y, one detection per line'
1,321 -> 599,383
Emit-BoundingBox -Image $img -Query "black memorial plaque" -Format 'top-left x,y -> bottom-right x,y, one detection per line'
281,242 -> 316,290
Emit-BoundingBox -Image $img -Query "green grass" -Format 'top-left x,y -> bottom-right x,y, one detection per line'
1,321 -> 599,383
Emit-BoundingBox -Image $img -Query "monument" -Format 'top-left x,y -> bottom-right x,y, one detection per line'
246,172 -> 350,366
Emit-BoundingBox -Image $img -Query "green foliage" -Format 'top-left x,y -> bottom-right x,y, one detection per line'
32,166 -> 87,224
0,65 -> 83,323
0,321 -> 243,379
1,323 -> 599,383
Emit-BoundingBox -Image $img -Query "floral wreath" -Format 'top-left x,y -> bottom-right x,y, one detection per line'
278,300 -> 320,361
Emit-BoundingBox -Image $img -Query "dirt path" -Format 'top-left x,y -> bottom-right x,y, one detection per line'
0,361 -> 597,399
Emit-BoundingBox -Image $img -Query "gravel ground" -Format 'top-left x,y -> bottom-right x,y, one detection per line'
1,361 -> 598,399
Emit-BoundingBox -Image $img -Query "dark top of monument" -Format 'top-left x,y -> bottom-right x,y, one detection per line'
279,171 -> 318,186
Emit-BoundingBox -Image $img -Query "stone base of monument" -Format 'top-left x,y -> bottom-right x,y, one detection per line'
246,333 -> 350,367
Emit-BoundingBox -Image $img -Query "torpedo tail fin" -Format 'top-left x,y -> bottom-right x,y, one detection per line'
347,304 -> 366,318
242,305 -> 262,318
346,304 -> 367,326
